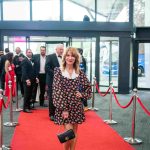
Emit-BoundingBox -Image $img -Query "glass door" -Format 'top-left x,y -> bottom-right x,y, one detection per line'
138,43 -> 150,89
99,37 -> 119,92
71,37 -> 96,83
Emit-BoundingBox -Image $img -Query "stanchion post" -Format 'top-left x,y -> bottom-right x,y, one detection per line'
0,90 -> 11,150
13,76 -> 22,112
3,81 -> 19,127
104,81 -> 117,124
124,88 -> 142,144
89,77 -> 98,111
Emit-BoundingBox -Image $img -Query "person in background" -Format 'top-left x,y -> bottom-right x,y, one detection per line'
45,44 -> 64,121
13,47 -> 25,97
4,52 -> 16,97
0,48 -> 10,90
52,47 -> 92,150
21,49 -> 39,113
34,46 -> 47,107
77,48 -> 89,111
0,50 -> 4,90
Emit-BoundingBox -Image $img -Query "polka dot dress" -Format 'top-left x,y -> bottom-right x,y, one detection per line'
52,67 -> 92,125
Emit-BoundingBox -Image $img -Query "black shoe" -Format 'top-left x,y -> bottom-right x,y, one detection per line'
23,109 -> 32,113
50,116 -> 54,121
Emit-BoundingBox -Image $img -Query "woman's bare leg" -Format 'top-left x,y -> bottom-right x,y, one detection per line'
70,124 -> 78,150
63,124 -> 73,150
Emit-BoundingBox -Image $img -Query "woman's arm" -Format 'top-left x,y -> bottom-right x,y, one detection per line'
52,68 -> 69,111
5,60 -> 11,79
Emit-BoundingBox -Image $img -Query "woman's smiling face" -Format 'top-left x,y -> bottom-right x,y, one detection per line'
65,51 -> 76,66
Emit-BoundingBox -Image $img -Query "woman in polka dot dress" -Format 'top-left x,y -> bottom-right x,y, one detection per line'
52,47 -> 92,150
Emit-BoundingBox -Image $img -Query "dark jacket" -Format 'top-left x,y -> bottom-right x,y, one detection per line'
21,57 -> 38,82
45,53 -> 59,87
33,54 -> 47,74
13,53 -> 25,75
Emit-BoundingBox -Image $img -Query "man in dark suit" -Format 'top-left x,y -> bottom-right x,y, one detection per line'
34,46 -> 47,107
45,44 -> 64,121
22,49 -> 39,113
13,47 -> 25,97
0,48 -> 10,90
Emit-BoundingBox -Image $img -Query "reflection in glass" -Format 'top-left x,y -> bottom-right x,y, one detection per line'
32,0 -> 60,21
97,0 -> 129,22
138,43 -> 150,88
134,0 -> 150,27
72,38 -> 96,82
3,0 -> 30,20
99,37 -> 119,92
63,0 -> 95,21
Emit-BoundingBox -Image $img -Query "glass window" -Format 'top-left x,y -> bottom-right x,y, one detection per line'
32,0 -> 60,21
138,43 -> 150,88
97,0 -> 129,22
99,37 -> 119,92
134,0 -> 150,26
63,0 -> 95,21
3,0 -> 30,21
0,2 -> 1,20
72,38 -> 96,82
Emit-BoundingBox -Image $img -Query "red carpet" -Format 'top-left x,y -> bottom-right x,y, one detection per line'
11,110 -> 134,150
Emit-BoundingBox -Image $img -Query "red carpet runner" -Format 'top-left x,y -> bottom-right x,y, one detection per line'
11,110 -> 134,150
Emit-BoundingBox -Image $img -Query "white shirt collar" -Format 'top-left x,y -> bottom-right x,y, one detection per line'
62,69 -> 79,79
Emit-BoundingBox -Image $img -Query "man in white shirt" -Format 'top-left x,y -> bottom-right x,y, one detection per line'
34,46 -> 47,107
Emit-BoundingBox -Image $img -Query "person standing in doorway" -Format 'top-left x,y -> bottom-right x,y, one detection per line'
0,48 -> 10,90
45,44 -> 64,121
77,48 -> 89,111
22,49 -> 39,113
13,47 -> 25,97
34,46 -> 47,107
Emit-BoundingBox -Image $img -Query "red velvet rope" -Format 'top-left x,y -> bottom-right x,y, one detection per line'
112,88 -> 134,109
137,97 -> 150,116
95,82 -> 110,97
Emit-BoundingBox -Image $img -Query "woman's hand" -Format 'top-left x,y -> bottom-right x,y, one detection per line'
76,91 -> 82,98
62,111 -> 69,119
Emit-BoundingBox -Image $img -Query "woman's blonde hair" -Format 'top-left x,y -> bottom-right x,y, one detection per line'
61,47 -> 80,74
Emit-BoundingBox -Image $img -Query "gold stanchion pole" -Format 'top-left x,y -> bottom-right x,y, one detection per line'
3,81 -> 19,127
104,81 -> 117,124
124,88 -> 142,144
89,77 -> 98,111
13,76 -> 22,112
0,89 -> 11,150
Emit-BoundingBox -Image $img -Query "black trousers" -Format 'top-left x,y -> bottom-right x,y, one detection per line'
0,71 -> 5,90
23,79 -> 37,110
48,86 -> 55,117
16,74 -> 24,96
38,74 -> 46,106
81,98 -> 88,107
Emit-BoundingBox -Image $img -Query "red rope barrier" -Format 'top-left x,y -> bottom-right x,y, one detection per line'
137,97 -> 150,116
112,88 -> 134,109
95,83 -> 110,97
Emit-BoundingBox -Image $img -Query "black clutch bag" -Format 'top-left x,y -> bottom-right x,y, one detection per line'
57,129 -> 75,143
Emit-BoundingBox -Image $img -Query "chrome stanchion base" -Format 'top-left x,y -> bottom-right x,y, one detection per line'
88,107 -> 99,111
13,108 -> 23,112
124,137 -> 142,144
3,122 -> 19,127
2,145 -> 12,149
104,119 -> 117,124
